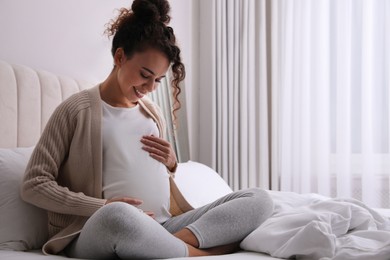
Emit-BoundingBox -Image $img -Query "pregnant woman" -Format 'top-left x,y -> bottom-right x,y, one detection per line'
21,0 -> 273,258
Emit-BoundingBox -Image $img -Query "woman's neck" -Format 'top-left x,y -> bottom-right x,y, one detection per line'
99,73 -> 137,108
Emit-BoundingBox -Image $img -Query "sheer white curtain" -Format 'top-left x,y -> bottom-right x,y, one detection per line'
199,0 -> 270,189
200,0 -> 390,208
277,0 -> 390,208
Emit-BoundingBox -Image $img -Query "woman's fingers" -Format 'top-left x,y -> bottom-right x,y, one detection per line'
141,136 -> 170,153
105,197 -> 143,206
141,135 -> 177,170
105,198 -> 156,219
143,211 -> 156,219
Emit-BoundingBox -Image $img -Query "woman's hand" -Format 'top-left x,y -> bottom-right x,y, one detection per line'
141,135 -> 177,172
105,197 -> 155,219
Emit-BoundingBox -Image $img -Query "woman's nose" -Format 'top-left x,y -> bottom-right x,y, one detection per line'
143,79 -> 156,92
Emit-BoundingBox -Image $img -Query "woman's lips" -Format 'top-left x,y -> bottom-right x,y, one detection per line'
133,86 -> 144,98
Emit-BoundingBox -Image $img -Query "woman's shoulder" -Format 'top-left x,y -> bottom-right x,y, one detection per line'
59,85 -> 100,112
139,96 -> 164,119
139,96 -> 167,136
48,85 -> 101,123
140,95 -> 162,111
140,95 -> 157,108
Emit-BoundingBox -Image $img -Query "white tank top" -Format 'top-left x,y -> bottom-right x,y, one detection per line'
101,100 -> 171,223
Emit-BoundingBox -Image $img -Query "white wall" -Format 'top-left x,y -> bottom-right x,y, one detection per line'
0,0 -> 193,83
0,0 -> 120,83
0,0 -> 199,160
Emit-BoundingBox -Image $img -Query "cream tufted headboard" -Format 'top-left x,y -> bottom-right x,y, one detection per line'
0,60 -> 94,148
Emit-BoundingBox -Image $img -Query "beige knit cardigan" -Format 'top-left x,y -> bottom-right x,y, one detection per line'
21,85 -> 192,255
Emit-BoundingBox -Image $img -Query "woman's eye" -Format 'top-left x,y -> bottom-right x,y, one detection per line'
140,73 -> 149,79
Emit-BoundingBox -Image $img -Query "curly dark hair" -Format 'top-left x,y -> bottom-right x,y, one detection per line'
105,0 -> 186,121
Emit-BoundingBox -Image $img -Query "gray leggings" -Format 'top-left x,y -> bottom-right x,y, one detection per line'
65,188 -> 273,259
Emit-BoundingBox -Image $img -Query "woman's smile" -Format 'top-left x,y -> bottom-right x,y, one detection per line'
133,86 -> 145,99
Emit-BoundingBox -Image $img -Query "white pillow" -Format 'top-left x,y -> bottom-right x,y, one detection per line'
0,147 -> 48,251
174,160 -> 233,208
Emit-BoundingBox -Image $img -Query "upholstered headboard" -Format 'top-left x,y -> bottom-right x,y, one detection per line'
0,60 -> 94,148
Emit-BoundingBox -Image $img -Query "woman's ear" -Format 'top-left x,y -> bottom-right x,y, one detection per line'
113,48 -> 125,67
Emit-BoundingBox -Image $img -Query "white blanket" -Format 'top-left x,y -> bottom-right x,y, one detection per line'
241,191 -> 390,260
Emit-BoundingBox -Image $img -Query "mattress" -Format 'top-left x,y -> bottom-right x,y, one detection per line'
0,250 -> 280,260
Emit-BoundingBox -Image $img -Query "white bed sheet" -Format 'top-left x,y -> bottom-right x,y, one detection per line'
241,191 -> 390,260
374,208 -> 390,218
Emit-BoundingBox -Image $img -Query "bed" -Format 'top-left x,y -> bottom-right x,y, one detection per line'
0,60 -> 389,260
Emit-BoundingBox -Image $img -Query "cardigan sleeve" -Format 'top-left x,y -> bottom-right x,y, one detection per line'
21,92 -> 106,217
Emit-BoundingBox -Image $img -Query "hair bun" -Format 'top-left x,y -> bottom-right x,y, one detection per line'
132,0 -> 171,24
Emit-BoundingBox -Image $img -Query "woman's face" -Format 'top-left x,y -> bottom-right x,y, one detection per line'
114,48 -> 170,106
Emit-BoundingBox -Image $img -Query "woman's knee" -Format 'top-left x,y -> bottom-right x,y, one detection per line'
89,202 -> 143,233
245,188 -> 274,223
68,202 -> 150,259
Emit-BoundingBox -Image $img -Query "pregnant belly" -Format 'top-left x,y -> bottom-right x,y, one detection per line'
103,159 -> 171,223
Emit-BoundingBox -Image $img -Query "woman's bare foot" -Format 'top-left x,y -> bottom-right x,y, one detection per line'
186,242 -> 240,256
174,228 -> 241,257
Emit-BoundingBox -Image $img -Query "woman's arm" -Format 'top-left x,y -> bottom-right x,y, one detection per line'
21,96 -> 106,217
